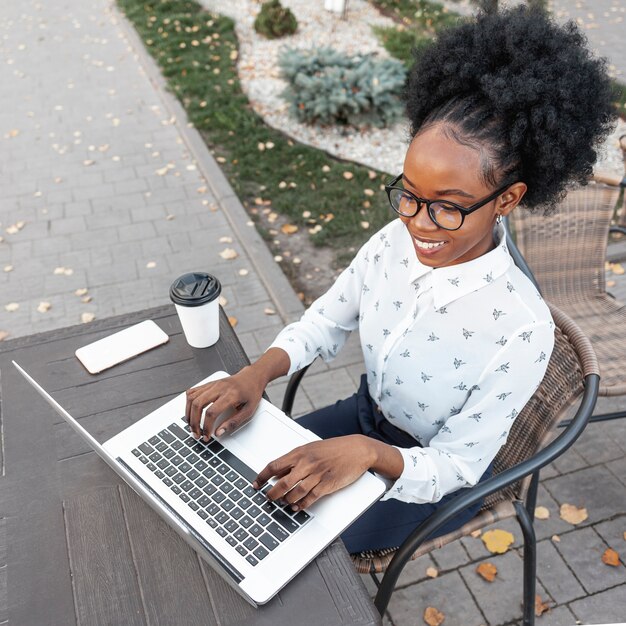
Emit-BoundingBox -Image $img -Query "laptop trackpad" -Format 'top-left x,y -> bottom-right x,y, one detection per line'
223,409 -> 314,471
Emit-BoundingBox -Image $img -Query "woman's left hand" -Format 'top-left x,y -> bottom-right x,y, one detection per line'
253,435 -> 375,511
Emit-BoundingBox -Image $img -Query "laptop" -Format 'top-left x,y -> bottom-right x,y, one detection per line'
13,362 -> 386,606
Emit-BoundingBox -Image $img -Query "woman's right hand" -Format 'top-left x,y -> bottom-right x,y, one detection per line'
184,347 -> 291,441
185,366 -> 265,441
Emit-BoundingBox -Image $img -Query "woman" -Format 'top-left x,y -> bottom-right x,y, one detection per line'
185,7 -> 615,553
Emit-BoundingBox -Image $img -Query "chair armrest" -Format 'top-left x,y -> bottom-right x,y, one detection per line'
609,225 -> 626,237
281,362 -> 312,417
374,372 -> 600,615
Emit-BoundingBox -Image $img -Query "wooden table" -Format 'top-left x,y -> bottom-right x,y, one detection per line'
0,305 -> 381,626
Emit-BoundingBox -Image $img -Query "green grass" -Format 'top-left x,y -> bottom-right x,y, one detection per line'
116,0 -> 394,257
370,0 -> 461,66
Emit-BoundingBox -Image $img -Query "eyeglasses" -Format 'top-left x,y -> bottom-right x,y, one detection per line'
385,174 -> 512,231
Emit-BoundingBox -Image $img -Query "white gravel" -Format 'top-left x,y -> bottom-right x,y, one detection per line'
199,0 -> 625,177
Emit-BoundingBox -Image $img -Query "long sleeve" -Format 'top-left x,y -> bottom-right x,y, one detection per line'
383,319 -> 554,504
268,238 -> 371,376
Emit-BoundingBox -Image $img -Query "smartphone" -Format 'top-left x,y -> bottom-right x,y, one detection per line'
75,320 -> 169,374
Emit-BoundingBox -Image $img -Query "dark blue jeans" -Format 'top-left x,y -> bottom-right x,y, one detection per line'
296,375 -> 492,554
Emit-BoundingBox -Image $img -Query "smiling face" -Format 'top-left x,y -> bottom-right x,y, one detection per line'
399,123 -> 526,268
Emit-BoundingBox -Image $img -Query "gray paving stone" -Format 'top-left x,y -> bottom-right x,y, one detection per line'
553,526 -> 626,594
117,221 -> 157,242
549,447 -> 589,475
430,539 -> 472,572
301,368 -> 359,411
569,585 -> 626,625
266,381 -> 314,418
533,484 -> 577,542
573,420 -> 626,465
534,604 -> 577,626
593,515 -> 626,564
459,550 -> 548,626
535,538 -> 586,604
387,570 -> 484,626
606,456 -> 626,488
49,216 -> 87,236
542,465 -> 626,525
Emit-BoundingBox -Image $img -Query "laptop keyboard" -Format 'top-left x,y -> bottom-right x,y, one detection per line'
131,421 -> 311,567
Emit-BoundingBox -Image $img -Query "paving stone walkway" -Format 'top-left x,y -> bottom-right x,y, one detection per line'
0,1 -> 625,625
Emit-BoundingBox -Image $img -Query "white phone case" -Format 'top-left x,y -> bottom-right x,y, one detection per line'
75,320 -> 169,374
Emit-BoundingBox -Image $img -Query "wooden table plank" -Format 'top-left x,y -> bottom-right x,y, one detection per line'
120,485 -> 219,626
63,486 -> 147,626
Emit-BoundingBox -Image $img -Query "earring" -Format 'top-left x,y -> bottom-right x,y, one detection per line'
496,214 -> 502,224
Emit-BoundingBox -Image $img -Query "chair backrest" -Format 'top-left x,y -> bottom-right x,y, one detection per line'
508,184 -> 620,308
482,305 -> 596,510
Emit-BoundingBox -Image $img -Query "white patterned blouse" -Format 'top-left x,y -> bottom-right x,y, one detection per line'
269,218 -> 554,504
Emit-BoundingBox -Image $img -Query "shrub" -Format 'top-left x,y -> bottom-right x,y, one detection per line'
254,0 -> 297,39
279,47 -> 407,127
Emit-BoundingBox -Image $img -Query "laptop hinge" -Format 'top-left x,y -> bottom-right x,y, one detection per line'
117,457 -> 244,584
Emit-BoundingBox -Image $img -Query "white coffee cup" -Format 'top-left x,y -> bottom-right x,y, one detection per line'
169,272 -> 222,348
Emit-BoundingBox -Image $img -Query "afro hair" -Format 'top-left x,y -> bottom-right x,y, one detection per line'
405,6 -> 617,210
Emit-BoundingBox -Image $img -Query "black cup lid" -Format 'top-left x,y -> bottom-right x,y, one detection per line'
169,272 -> 221,307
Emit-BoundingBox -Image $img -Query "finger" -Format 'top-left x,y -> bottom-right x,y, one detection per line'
185,383 -> 211,425
253,455 -> 293,490
200,395 -> 239,440
282,475 -> 320,506
213,404 -> 252,438
288,482 -> 328,511
187,389 -> 220,438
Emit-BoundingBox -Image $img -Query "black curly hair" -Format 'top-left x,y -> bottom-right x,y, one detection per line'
405,6 -> 616,210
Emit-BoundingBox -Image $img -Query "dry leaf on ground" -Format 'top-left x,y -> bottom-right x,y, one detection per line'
228,316 -> 238,327
535,595 -> 550,616
146,261 -> 157,269
361,221 -> 370,229
5,303 -> 19,312
4,265 -> 13,272
238,269 -> 249,276
551,535 -> 561,543
535,506 -> 550,520
0,330 -> 8,341
218,296 -> 228,307
218,236 -> 233,243
423,606 -> 445,626
470,529 -> 482,538
81,312 -> 96,323
481,529 -> 514,554
37,302 -> 51,313
264,308 -> 276,315
342,171 -> 354,180
425,567 -> 438,578
611,263 -> 625,275
476,562 -> 498,582
601,548 -> 621,567
559,503 -> 588,525
280,224 -> 298,235
219,248 -> 238,260
75,288 -> 88,297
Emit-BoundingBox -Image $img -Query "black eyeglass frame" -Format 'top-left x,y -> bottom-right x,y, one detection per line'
385,173 -> 513,231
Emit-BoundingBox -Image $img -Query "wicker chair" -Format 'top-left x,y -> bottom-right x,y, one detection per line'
282,304 -> 599,626
505,144 -> 626,422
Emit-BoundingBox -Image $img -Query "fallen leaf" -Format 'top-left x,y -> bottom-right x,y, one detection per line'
238,269 -> 249,276
535,506 -> 550,520
218,236 -> 233,243
228,316 -> 238,327
623,532 -> 626,541
425,566 -> 438,578
342,171 -> 354,180
7,129 -> 20,138
146,261 -> 157,269
551,534 -> 560,543
293,257 -> 301,264
267,212 -> 278,223
75,288 -> 88,296
321,165 -> 330,173
219,248 -> 238,260
265,141 -> 274,149
280,224 -> 298,235
54,267 -> 66,275
218,296 -> 228,307
81,312 -> 96,323
534,594 -> 550,616
264,308 -> 276,315
302,210 -> 311,218
363,188 -> 375,197
607,280 -> 616,287
476,562 -> 497,582
481,529 -> 514,554
81,296 -> 92,303
166,214 -> 175,221
5,303 -> 19,312
368,170 -> 377,180
83,159 -> 95,166
308,225 -> 323,235
612,263 -> 625,275
257,142 -> 265,152
274,255 -> 283,262
4,265 -> 13,272
0,330 -> 9,341
37,301 -> 52,313
360,221 -> 370,229
423,606 -> 445,626
601,548 -> 621,567
559,503 -> 588,525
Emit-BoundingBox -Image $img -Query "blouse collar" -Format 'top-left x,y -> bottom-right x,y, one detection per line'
407,223 -> 512,309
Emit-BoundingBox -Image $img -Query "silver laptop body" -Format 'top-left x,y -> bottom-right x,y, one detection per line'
13,362 -> 386,606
